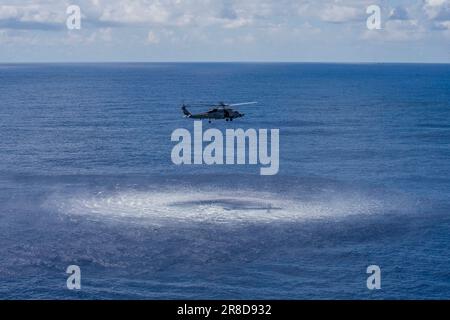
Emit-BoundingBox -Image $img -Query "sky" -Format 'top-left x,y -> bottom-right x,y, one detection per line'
0,0 -> 449,63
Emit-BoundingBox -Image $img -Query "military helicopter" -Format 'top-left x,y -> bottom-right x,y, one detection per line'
181,101 -> 257,123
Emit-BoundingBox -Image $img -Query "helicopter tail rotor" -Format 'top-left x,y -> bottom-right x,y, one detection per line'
181,104 -> 192,118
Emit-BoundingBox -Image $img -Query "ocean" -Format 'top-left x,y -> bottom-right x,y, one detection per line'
0,63 -> 449,299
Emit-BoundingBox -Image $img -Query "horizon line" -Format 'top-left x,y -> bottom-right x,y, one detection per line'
0,60 -> 449,65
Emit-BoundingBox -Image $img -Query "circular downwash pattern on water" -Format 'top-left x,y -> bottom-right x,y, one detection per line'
46,187 -> 388,225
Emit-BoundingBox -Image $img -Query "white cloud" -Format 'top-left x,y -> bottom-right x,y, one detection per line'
222,17 -> 253,29
0,0 -> 448,62
363,19 -> 424,41
423,0 -> 450,20
0,3 -> 64,29
0,29 -> 40,45
223,33 -> 255,45
99,1 -> 170,25
146,30 -> 159,44
389,7 -> 410,21
0,5 -> 19,20
319,5 -> 364,23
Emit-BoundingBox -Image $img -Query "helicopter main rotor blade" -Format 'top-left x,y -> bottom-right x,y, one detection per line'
184,103 -> 217,107
229,102 -> 258,107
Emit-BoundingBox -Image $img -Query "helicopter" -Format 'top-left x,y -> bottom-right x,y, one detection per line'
181,101 -> 257,123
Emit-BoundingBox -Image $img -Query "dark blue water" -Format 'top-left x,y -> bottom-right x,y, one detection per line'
0,63 -> 449,299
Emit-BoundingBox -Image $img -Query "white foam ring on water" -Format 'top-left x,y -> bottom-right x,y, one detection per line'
47,187 -> 387,225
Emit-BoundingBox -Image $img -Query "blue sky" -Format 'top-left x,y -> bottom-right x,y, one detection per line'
0,0 -> 449,62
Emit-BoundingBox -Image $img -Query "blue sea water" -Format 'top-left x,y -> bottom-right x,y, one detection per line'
0,63 -> 450,299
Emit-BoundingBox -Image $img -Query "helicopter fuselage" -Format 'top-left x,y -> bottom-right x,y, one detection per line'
186,107 -> 244,121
